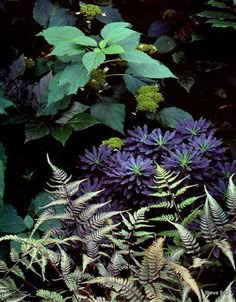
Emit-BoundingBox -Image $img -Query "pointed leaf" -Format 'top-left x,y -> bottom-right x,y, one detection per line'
51,125 -> 73,145
33,0 -> 55,28
82,50 -> 106,73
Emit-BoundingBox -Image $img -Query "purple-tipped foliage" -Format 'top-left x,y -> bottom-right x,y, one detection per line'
77,118 -> 236,206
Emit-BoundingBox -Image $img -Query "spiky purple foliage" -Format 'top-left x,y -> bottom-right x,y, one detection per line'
77,118 -> 234,207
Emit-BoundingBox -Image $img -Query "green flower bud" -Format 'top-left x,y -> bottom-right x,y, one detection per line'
102,137 -> 124,150
80,4 -> 102,21
135,85 -> 164,113
137,43 -> 157,55
88,68 -> 106,90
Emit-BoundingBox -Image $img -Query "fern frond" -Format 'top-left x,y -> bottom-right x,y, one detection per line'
60,248 -> 71,275
158,230 -> 177,237
150,201 -> 174,209
226,174 -> 236,215
0,277 -> 28,301
205,187 -> 228,228
85,224 -> 119,242
200,201 -> 218,243
214,239 -> 235,270
178,196 -> 203,210
139,238 -> 166,285
169,222 -> 200,255
89,277 -> 146,302
169,262 -> 202,301
144,283 -> 164,302
215,282 -> 235,302
73,190 -> 104,209
150,214 -> 177,222
181,209 -> 202,227
36,289 -> 64,302
107,252 -> 128,276
47,154 -> 71,185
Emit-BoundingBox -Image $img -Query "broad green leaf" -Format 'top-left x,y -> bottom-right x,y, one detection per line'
47,85 -> 69,104
123,74 -> 156,95
39,218 -> 62,232
68,113 -> 98,131
49,7 -> 76,27
0,204 -> 26,233
29,192 -> 51,216
0,95 -> 14,114
156,107 -> 193,129
37,97 -> 70,116
33,0 -> 55,28
59,63 -> 90,94
102,44 -> 124,54
25,122 -> 50,142
101,22 -> 135,43
37,26 -> 84,46
91,97 -> 125,133
49,42 -> 85,57
127,61 -> 176,79
154,35 -> 177,53
177,74 -> 196,93
207,0 -> 227,8
206,19 -> 236,29
120,50 -> 155,64
197,10 -> 236,20
73,36 -> 97,47
55,102 -> 89,124
24,215 -> 34,229
82,50 -> 106,73
97,5 -> 123,24
99,39 -> 107,49
119,32 -> 141,50
51,125 -> 73,145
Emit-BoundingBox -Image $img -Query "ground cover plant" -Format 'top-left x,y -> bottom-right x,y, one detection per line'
0,0 -> 236,301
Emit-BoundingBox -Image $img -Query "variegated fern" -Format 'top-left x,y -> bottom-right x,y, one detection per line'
149,164 -> 203,239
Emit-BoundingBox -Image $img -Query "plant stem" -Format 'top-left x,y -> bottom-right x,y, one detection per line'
106,73 -> 125,78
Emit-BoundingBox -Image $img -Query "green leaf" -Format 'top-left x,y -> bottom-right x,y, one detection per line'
33,0 -> 55,28
156,107 -> 193,129
68,113 -> 98,131
55,102 -> 89,124
119,32 -> 141,50
102,44 -> 124,54
49,7 -> 76,27
46,72 -> 70,103
25,122 -> 50,142
123,74 -> 156,94
91,97 -> 125,133
51,125 -> 73,145
24,215 -> 34,230
39,218 -> 62,232
0,95 -> 14,114
197,10 -> 236,20
154,35 -> 177,53
177,74 -> 195,93
49,43 -> 85,57
207,0 -> 227,8
206,19 -> 236,29
37,26 -> 85,45
73,36 -> 97,47
101,22 -> 135,43
127,61 -> 175,79
82,50 -> 106,73
120,50 -> 154,64
59,63 -> 90,95
29,192 -> 51,216
0,204 -> 26,233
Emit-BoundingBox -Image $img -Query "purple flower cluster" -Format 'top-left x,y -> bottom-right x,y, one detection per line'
77,118 -> 236,206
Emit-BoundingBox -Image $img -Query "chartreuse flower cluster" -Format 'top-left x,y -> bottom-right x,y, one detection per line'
78,118 -> 236,207
135,85 -> 164,112
137,43 -> 157,55
102,137 -> 124,150
79,4 -> 102,21
88,68 -> 107,90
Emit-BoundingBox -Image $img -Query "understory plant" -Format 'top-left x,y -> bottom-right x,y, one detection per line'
0,158 -> 235,301
77,117 -> 236,208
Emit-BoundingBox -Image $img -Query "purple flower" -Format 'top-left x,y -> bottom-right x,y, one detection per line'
124,125 -> 149,154
162,144 -> 210,178
79,178 -> 102,194
214,160 -> 236,179
144,128 -> 182,159
79,145 -> 112,172
176,118 -> 215,139
189,134 -> 227,159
